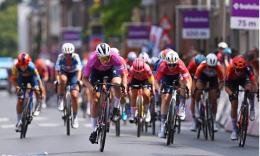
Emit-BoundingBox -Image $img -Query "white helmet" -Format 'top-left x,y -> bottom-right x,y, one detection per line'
165,50 -> 179,64
139,52 -> 150,63
96,43 -> 110,57
62,43 -> 75,54
206,53 -> 218,67
111,47 -> 119,55
218,42 -> 228,49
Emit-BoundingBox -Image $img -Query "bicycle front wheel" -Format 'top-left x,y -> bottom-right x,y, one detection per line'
238,104 -> 248,147
65,93 -> 72,136
206,100 -> 214,141
136,95 -> 143,138
166,100 -> 175,145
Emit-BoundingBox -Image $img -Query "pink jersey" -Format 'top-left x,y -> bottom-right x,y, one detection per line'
128,63 -> 153,82
83,51 -> 127,78
156,60 -> 190,81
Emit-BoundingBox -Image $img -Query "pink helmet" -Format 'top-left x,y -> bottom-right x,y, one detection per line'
132,58 -> 145,72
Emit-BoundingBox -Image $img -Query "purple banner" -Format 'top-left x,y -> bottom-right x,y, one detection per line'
127,25 -> 150,39
62,30 -> 81,41
232,0 -> 259,18
182,10 -> 209,29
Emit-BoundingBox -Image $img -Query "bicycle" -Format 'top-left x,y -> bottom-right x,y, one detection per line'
162,82 -> 182,146
17,83 -> 38,139
93,77 -> 124,152
62,85 -> 73,136
130,84 -> 151,138
237,89 -> 258,147
195,85 -> 214,141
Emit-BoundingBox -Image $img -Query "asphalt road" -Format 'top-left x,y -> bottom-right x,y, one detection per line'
0,91 -> 258,156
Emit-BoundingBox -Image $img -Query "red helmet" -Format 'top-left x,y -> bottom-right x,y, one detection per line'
18,52 -> 31,66
132,58 -> 145,72
233,55 -> 247,69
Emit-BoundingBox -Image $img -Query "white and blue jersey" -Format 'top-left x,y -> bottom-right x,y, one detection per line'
55,53 -> 82,73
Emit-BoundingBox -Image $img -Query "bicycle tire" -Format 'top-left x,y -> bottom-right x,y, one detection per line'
166,100 -> 174,145
202,104 -> 208,140
239,103 -> 248,147
20,99 -> 30,139
65,93 -> 71,136
136,95 -> 143,137
171,107 -> 177,144
150,97 -> 156,135
177,116 -> 181,134
115,119 -> 120,136
99,95 -> 110,152
206,100 -> 214,141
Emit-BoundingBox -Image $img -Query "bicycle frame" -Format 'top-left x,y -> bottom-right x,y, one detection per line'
20,84 -> 34,139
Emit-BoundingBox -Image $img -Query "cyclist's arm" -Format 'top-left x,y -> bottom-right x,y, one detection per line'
55,54 -> 62,83
216,64 -> 225,90
11,66 -> 18,87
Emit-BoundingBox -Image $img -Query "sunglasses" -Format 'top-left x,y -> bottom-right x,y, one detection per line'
168,63 -> 176,68
65,53 -> 72,57
235,68 -> 244,73
99,56 -> 110,63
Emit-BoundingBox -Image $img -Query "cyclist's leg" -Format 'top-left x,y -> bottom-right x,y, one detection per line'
208,77 -> 219,119
190,79 -> 197,131
111,74 -> 122,121
57,73 -> 68,110
225,80 -> 239,139
69,72 -> 80,128
244,81 -> 255,121
194,79 -> 205,118
15,78 -> 24,130
31,77 -> 42,116
143,87 -> 151,122
178,79 -> 188,120
129,88 -> 138,122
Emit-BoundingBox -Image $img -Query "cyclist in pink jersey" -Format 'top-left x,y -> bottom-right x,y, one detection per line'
128,58 -> 155,123
83,43 -> 127,144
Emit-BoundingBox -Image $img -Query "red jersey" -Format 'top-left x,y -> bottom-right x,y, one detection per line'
194,62 -> 224,81
187,60 -> 198,76
225,64 -> 255,81
156,60 -> 190,81
128,63 -> 153,82
35,59 -> 48,79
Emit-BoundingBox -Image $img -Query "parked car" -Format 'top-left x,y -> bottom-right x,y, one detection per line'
0,68 -> 9,90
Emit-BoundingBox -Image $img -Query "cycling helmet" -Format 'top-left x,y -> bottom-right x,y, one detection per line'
127,52 -> 137,62
111,47 -> 119,55
159,48 -> 172,60
223,48 -> 232,55
139,52 -> 150,63
62,43 -> 75,54
194,54 -> 206,65
233,55 -> 247,69
151,57 -> 159,65
96,43 -> 110,57
206,53 -> 218,67
218,42 -> 228,49
132,58 -> 145,72
165,50 -> 179,65
18,52 -> 31,66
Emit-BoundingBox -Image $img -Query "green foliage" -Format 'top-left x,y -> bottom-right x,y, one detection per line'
94,0 -> 141,38
0,4 -> 18,57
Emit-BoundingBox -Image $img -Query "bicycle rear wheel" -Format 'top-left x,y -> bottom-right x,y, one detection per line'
239,104 -> 248,147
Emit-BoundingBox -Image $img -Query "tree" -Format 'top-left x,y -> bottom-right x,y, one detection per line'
90,0 -> 141,38
0,3 -> 18,57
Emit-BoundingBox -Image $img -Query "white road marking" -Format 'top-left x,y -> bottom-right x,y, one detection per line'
0,117 -> 10,122
38,123 -> 63,127
1,124 -> 15,128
